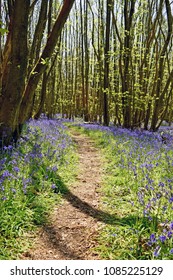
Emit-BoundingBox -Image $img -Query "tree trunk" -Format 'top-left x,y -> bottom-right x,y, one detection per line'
0,0 -> 75,146
150,0 -> 172,131
19,0 -> 75,124
0,0 -> 30,146
29,0 -> 48,69
103,0 -> 111,126
122,0 -> 136,128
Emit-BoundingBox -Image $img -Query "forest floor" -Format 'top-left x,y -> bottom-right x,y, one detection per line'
22,129 -> 104,260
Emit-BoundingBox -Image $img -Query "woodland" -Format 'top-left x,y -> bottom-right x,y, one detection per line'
1,0 -> 173,260
0,0 -> 173,145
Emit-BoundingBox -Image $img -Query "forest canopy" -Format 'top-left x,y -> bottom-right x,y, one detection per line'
0,0 -> 173,146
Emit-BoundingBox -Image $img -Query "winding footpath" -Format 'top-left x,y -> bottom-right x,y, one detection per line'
22,129 -> 103,260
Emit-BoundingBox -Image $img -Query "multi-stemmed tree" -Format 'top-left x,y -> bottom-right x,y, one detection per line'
0,0 -> 75,146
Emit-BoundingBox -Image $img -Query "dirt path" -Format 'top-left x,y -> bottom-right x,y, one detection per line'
22,130 -> 103,260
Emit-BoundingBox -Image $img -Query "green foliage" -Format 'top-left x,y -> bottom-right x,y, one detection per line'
0,119 -> 77,259
0,27 -> 8,35
75,125 -> 173,259
0,20 -> 8,35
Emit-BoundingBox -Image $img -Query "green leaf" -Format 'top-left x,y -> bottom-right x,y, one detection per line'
0,27 -> 8,35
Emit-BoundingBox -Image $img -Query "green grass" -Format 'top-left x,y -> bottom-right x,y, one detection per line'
2,120 -> 173,260
70,125 -> 173,260
0,119 -> 78,259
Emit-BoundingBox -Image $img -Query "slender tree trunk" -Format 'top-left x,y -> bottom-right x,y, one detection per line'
84,0 -> 89,122
103,0 -> 111,126
29,0 -> 48,69
150,0 -> 172,131
19,0 -> 75,124
80,0 -> 85,119
122,0 -> 135,128
34,71 -> 47,119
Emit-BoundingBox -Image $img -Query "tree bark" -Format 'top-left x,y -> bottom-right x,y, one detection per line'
29,0 -> 48,68
150,0 -> 172,131
122,0 -> 136,128
103,0 -> 111,126
19,0 -> 75,125
0,0 -> 30,145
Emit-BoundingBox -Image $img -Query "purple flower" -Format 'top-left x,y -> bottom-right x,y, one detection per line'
146,203 -> 152,209
8,145 -> 13,150
3,145 -> 13,151
170,248 -> 173,254
11,188 -> 16,194
167,231 -> 172,238
159,235 -> 166,243
148,233 -> 156,246
150,233 -> 156,243
0,186 -> 5,192
169,196 -> 173,203
156,192 -> 162,199
158,182 -> 165,188
23,187 -> 27,194
13,166 -> 20,173
2,170 -> 12,178
170,221 -> 173,230
52,166 -> 57,172
153,246 -> 160,257
51,184 -> 56,189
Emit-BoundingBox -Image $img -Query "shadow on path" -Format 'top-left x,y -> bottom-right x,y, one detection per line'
37,175 -> 141,259
39,224 -> 82,260
58,177 -> 138,227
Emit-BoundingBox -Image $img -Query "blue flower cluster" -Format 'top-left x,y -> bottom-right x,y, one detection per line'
0,117 -> 74,258
77,122 -> 173,259
0,118 -> 72,202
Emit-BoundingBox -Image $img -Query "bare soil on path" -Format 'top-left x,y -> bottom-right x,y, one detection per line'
22,129 -> 104,260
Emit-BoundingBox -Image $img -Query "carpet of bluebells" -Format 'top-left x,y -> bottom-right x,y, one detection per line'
1,115 -> 173,260
0,117 -> 75,259
75,123 -> 173,259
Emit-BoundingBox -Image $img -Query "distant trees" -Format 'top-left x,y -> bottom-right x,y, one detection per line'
0,0 -> 173,147
103,0 -> 111,126
56,0 -> 173,130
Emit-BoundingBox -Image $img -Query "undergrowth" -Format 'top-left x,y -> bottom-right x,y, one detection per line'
0,118 -> 77,259
72,124 -> 173,260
